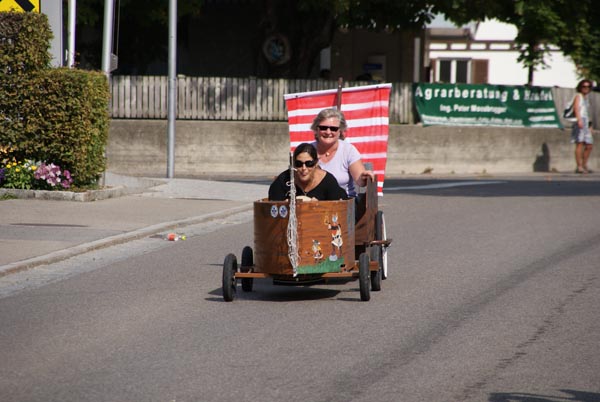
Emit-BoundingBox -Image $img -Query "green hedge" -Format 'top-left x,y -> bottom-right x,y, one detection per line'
2,69 -> 110,186
0,11 -> 110,187
0,11 -> 51,77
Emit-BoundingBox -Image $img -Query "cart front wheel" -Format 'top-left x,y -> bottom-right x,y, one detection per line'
241,246 -> 254,292
222,254 -> 237,302
359,252 -> 371,301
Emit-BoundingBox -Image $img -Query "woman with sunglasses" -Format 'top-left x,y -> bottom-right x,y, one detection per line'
269,143 -> 348,201
310,108 -> 375,197
571,79 -> 594,174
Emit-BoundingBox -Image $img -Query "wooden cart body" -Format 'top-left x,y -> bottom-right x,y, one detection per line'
253,198 -> 356,276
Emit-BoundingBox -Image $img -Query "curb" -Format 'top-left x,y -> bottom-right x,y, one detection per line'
0,204 -> 252,278
0,186 -> 139,202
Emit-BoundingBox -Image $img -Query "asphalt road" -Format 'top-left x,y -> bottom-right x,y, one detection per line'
1,178 -> 599,402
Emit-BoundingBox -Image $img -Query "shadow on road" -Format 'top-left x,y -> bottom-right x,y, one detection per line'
207,285 -> 344,302
489,389 -> 600,402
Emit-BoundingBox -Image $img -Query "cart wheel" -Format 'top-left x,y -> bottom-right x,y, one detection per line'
359,252 -> 371,301
222,254 -> 237,302
369,245 -> 382,291
376,211 -> 389,280
241,246 -> 254,292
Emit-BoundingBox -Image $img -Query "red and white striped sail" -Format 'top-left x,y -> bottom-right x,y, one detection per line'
284,83 -> 391,195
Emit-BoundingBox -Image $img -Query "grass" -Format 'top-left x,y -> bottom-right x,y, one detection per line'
0,193 -> 17,201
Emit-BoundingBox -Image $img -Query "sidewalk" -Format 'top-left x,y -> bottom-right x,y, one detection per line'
0,173 -> 269,277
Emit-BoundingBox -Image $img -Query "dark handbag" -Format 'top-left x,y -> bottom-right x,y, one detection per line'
563,96 -> 577,122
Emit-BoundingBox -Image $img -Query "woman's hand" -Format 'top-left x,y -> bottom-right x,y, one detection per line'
359,170 -> 376,186
350,161 -> 376,187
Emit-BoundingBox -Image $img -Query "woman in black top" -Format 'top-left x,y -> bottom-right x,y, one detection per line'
269,143 -> 348,201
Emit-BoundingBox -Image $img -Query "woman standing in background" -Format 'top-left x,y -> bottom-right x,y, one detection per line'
571,79 -> 594,173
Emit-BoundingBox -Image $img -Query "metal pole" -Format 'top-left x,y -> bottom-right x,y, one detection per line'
67,0 -> 76,67
413,36 -> 421,82
101,0 -> 114,75
336,77 -> 343,110
100,0 -> 115,188
167,0 -> 177,178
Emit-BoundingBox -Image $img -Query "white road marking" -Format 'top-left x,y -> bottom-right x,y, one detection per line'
385,181 -> 506,191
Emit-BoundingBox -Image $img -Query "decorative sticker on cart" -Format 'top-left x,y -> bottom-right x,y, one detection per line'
270,205 -> 278,218
325,213 -> 343,261
295,212 -> 347,275
279,205 -> 288,218
311,240 -> 324,263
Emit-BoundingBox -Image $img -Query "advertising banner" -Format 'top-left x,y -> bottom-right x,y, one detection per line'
413,83 -> 562,128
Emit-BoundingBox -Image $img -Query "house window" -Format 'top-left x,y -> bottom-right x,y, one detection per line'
456,60 -> 468,83
439,60 -> 452,82
435,59 -> 470,83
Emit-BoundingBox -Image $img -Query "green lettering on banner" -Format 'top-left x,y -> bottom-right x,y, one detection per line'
412,83 -> 562,128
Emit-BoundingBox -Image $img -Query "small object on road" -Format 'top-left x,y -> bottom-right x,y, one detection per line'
167,232 -> 186,241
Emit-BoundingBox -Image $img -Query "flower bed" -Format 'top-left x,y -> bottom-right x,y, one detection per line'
0,159 -> 73,190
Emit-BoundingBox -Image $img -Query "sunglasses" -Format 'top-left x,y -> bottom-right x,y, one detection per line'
318,125 -> 340,132
294,159 -> 317,168
582,85 -> 592,88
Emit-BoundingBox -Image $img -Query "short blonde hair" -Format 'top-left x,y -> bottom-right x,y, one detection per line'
311,108 -> 348,140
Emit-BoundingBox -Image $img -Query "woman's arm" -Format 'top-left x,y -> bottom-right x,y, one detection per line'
349,160 -> 375,187
574,93 -> 584,129
268,171 -> 289,201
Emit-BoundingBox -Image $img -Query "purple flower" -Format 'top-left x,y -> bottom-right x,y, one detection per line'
33,162 -> 73,190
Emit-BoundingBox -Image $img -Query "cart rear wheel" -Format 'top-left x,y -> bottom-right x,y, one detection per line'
359,252 -> 371,301
222,254 -> 237,302
376,211 -> 388,280
369,246 -> 382,291
241,246 -> 254,292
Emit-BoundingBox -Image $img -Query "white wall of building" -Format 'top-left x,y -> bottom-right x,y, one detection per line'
428,19 -> 580,88
473,19 -> 516,40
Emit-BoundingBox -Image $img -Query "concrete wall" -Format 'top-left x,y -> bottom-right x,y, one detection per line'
107,120 -> 593,178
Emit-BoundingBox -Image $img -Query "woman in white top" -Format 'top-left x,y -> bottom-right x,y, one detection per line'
571,79 -> 594,173
310,108 -> 375,197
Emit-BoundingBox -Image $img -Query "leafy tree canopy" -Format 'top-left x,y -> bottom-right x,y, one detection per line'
75,0 -> 435,77
433,0 -> 600,83
74,0 -> 600,81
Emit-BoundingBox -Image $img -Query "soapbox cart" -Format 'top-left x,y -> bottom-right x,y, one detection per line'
222,177 -> 390,301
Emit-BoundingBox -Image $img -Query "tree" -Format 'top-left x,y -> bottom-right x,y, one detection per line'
74,0 -> 435,77
70,0 -> 600,81
550,0 -> 600,82
433,0 -> 600,84
75,0 -> 202,73
255,0 -> 435,77
433,0 -> 565,85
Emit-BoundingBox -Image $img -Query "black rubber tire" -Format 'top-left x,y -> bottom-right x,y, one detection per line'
369,245 -> 382,291
358,252 -> 371,301
376,210 -> 388,280
241,246 -> 254,292
222,254 -> 237,302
